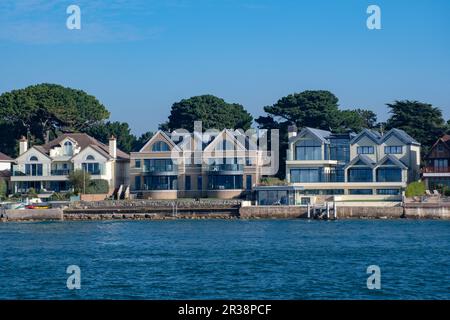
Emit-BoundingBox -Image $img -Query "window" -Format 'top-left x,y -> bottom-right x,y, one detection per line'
348,168 -> 373,182
377,168 -> 402,182
295,140 -> 322,160
82,162 -> 100,175
377,189 -> 400,195
135,176 -> 141,190
143,176 -> 177,190
349,189 -> 373,195
64,141 -> 73,155
246,175 -> 252,190
135,160 -> 141,168
185,176 -> 191,191
437,144 -> 444,152
258,190 -> 290,205
290,169 -> 320,183
86,155 -> 95,161
208,175 -> 243,190
197,176 -> 203,191
385,146 -> 403,154
152,141 -> 170,152
29,156 -> 38,161
144,159 -> 174,172
434,159 -> 448,170
25,163 -> 43,176
327,137 -> 350,163
357,146 -> 374,154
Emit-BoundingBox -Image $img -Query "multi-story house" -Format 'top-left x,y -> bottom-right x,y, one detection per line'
10,133 -> 130,194
422,134 -> 450,190
256,126 -> 421,205
130,129 -> 263,199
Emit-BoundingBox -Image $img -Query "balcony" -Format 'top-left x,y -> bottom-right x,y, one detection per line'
208,164 -> 244,174
143,164 -> 178,175
422,167 -> 450,173
51,169 -> 72,176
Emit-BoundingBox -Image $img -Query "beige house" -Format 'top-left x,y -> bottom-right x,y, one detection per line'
130,129 -> 264,199
10,133 -> 129,194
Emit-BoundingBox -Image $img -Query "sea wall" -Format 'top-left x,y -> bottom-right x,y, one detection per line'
1,209 -> 63,221
404,203 -> 450,219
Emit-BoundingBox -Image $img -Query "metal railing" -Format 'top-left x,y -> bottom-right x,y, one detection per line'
422,167 -> 450,173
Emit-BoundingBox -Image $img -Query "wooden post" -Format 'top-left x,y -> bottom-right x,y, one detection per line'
334,201 -> 337,219
307,204 -> 310,219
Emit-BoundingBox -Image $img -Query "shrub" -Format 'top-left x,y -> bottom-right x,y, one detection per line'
405,181 -> 426,197
49,192 -> 72,201
0,179 -> 7,199
68,169 -> 91,195
259,177 -> 287,186
27,187 -> 38,197
86,179 -> 109,194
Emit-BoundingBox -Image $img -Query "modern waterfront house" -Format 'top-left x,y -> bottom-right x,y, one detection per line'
10,133 -> 130,194
129,129 -> 264,199
422,134 -> 450,190
256,126 -> 421,205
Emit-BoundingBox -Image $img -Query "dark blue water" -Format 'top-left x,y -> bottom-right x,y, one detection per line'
0,220 -> 449,299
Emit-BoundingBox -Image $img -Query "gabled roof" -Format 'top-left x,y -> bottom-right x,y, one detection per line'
203,129 -> 246,153
41,133 -> 129,160
350,129 -> 382,144
0,152 -> 13,162
345,154 -> 376,169
139,130 -> 181,153
376,154 -> 407,169
291,127 -> 331,144
381,128 -> 420,146
425,134 -> 450,159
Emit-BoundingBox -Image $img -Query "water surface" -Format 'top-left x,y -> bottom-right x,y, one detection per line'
0,220 -> 449,299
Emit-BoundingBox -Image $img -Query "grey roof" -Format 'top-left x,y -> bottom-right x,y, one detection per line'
382,128 -> 420,145
291,127 -> 332,144
378,154 -> 408,169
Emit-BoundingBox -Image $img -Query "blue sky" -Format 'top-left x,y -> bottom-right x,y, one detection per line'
1,0 -> 449,135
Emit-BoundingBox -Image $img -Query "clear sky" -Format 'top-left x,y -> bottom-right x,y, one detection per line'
1,0 -> 449,135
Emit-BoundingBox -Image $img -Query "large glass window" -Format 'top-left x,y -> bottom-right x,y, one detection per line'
25,163 -> 43,176
185,176 -> 191,190
377,189 -> 400,195
82,162 -> 100,175
290,169 -> 320,183
385,146 -> 403,154
348,168 -> 373,182
64,141 -> 73,155
135,176 -> 141,190
258,190 -> 290,205
152,141 -> 170,152
295,140 -> 322,160
208,175 -> 243,190
349,189 -> 373,195
328,137 -> 350,162
376,167 -> 402,182
357,146 -> 374,154
434,159 -> 448,171
143,176 -> 177,190
144,159 -> 174,173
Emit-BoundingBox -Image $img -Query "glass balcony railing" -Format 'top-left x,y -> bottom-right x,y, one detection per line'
208,164 -> 244,172
51,169 -> 73,176
143,164 -> 178,174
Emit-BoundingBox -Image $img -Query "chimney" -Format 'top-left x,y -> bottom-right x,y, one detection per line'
288,124 -> 297,139
109,135 -> 117,158
19,136 -> 28,155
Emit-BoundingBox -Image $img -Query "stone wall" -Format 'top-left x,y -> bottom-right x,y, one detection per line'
1,209 -> 63,221
240,206 -> 307,219
336,206 -> 404,219
69,199 -> 242,209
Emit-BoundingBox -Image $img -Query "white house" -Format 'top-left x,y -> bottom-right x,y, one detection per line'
10,133 -> 130,194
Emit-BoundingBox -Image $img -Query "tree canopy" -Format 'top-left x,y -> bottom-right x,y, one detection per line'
385,100 -> 447,154
85,121 -> 136,153
0,83 -> 110,155
161,95 -> 253,132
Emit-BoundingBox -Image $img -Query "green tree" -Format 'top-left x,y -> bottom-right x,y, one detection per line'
259,90 -> 341,130
385,100 -> 447,154
85,121 -> 136,153
133,131 -> 154,151
0,179 -> 7,199
0,83 -> 110,145
68,169 -> 91,195
338,109 -> 378,132
405,181 -> 426,197
162,95 -> 253,132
